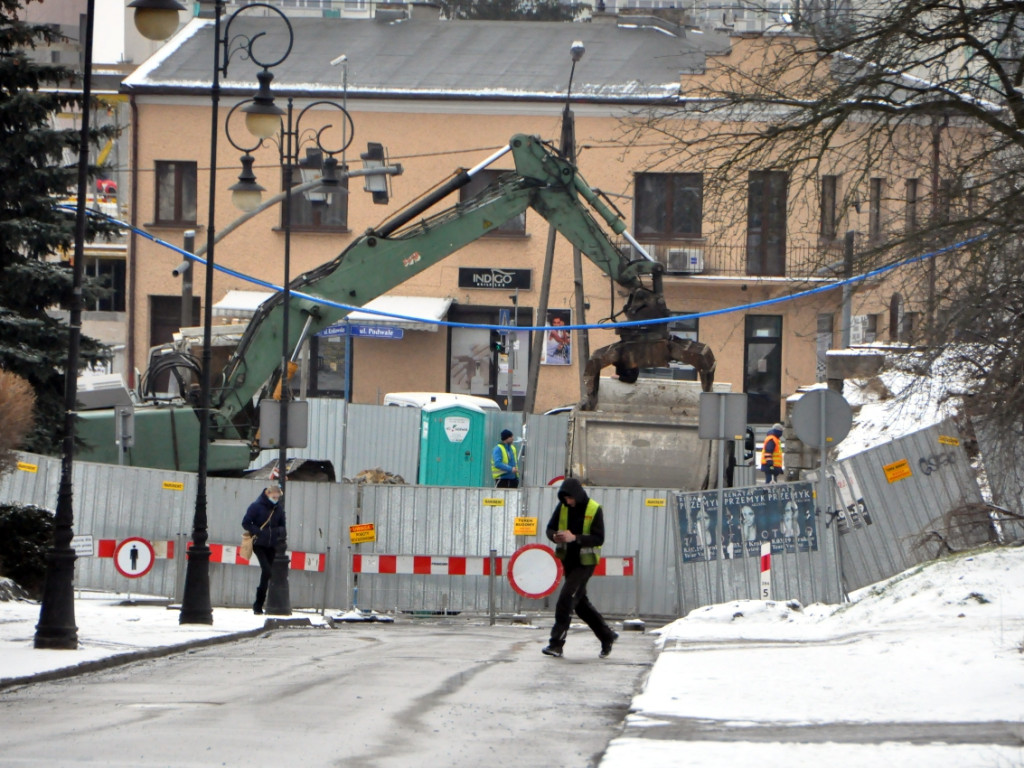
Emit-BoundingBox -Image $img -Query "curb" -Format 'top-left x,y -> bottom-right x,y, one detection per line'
0,618 -> 315,692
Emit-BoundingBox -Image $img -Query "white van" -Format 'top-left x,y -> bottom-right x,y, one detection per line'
382,392 -> 501,411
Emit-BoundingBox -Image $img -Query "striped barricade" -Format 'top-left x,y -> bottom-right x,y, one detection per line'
352,554 -> 633,578
97,538 -> 175,559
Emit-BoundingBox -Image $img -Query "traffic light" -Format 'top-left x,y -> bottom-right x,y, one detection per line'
491,329 -> 506,354
743,426 -> 755,461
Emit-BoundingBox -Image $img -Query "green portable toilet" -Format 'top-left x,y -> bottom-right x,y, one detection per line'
418,402 -> 489,486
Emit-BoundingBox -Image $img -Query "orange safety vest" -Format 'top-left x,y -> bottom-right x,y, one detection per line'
761,434 -> 783,469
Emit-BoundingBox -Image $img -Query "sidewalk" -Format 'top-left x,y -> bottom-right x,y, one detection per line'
0,586 -> 323,689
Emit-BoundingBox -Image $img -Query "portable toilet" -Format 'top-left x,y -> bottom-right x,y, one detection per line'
418,401 -> 489,487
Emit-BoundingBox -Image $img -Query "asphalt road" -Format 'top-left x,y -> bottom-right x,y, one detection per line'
0,619 -> 656,767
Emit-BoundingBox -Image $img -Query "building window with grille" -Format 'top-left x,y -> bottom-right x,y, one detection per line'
459,169 -> 526,235
746,170 -> 788,276
634,172 -> 703,240
154,161 -> 197,226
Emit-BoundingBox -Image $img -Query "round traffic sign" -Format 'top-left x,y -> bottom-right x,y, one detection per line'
507,544 -> 563,599
790,388 -> 852,448
113,537 -> 155,579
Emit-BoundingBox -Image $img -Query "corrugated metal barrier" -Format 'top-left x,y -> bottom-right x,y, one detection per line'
0,418 -> 987,619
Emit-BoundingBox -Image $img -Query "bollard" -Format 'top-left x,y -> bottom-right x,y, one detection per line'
488,549 -> 497,626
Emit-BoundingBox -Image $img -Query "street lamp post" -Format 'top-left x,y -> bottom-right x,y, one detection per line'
34,0 -> 98,650
230,92 -> 354,615
129,0 -> 293,624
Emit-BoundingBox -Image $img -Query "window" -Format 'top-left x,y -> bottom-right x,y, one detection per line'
868,178 -> 883,241
634,172 -> 703,239
743,315 -> 783,424
638,317 -> 699,380
746,171 -> 788,276
905,178 -> 919,232
84,257 -> 126,312
460,169 -> 525,235
851,314 -> 878,344
154,161 -> 197,226
309,334 -> 347,397
819,175 -> 839,241
281,165 -> 349,231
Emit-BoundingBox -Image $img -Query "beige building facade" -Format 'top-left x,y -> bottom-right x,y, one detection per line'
121,12 -> 931,425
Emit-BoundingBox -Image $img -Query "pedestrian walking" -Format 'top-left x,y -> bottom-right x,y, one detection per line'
761,422 -> 785,484
542,477 -> 618,659
491,429 -> 519,488
242,485 -> 284,614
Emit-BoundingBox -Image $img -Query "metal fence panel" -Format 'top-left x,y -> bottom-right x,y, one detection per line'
832,418 -> 985,592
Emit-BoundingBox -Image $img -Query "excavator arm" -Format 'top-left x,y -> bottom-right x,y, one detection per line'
216,134 -> 714,434
76,134 -> 715,472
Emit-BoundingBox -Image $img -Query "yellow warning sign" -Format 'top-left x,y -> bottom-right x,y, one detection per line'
162,481 -> 185,491
644,498 -> 666,507
514,517 -> 537,536
938,435 -> 960,446
883,459 -> 913,483
349,523 -> 376,544
483,498 -> 505,507
17,461 -> 38,473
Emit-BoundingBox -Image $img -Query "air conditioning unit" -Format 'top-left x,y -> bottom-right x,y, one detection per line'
666,247 -> 705,274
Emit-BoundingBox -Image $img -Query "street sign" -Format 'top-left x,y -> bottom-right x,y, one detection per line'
498,308 -> 511,330
318,323 -> 404,339
113,537 -> 155,579
507,544 -> 562,599
791,388 -> 852,448
71,534 -> 94,558
698,392 -> 748,439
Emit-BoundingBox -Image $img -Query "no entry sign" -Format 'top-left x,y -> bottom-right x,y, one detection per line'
113,537 -> 155,579
507,544 -> 562,599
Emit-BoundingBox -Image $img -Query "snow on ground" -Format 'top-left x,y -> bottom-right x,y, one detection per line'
601,544 -> 1024,768
3,547 -> 1023,767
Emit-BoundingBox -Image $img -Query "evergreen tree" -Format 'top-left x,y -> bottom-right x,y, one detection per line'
0,0 -> 116,454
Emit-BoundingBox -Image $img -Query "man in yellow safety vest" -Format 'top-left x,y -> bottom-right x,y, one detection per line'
542,477 -> 618,659
491,429 -> 519,488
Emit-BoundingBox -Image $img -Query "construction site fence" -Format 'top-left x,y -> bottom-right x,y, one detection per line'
0,417 -> 992,618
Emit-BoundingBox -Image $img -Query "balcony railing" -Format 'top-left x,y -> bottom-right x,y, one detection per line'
618,238 -> 847,280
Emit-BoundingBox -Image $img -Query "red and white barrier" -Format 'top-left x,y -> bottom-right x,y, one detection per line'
204,543 -> 325,572
352,554 -> 634,578
97,539 -> 174,559
353,554 -> 502,576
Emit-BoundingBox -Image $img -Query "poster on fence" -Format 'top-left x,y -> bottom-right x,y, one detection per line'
676,482 -> 817,562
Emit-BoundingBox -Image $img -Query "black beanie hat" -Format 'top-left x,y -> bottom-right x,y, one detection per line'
500,429 -> 513,440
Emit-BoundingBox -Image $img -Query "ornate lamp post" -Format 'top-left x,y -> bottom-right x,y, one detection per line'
229,84 -> 355,616
129,0 -> 293,624
34,0 -> 99,650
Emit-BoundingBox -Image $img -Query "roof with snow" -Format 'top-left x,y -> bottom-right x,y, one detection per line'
121,14 -> 728,104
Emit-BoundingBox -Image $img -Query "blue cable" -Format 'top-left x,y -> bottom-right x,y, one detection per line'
59,204 -> 982,333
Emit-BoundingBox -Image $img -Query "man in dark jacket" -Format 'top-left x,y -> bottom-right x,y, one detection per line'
542,477 -> 618,659
242,485 -> 285,614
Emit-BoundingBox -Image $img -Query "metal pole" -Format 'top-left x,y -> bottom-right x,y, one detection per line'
488,548 -> 497,625
35,0 -> 98,649
178,0 -> 225,627
841,230 -> 854,348
181,230 -> 195,328
266,97 -> 294,616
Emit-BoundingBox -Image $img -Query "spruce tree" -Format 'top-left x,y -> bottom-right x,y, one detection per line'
0,0 -> 116,454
